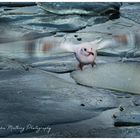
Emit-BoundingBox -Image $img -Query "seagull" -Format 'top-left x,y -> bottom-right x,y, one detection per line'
28,35 -> 128,70
57,40 -> 99,70
57,38 -> 118,70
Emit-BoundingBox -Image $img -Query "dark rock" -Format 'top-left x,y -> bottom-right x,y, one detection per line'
0,2 -> 36,7
0,6 -> 87,42
109,12 -> 120,20
74,35 -> 78,38
119,106 -> 124,112
77,38 -> 82,41
37,2 -> 121,16
113,106 -> 140,127
80,104 -> 85,107
87,16 -> 109,26
27,22 -> 86,33
113,114 -> 117,119
132,96 -> 140,106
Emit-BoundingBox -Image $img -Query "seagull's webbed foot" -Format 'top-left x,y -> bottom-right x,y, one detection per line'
78,63 -> 84,70
91,61 -> 96,68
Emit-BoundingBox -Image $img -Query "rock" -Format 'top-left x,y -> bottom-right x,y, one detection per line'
113,106 -> 140,127
74,35 -> 78,38
87,16 -> 109,26
0,25 -> 55,43
0,5 -> 87,43
0,2 -> 140,138
0,57 -> 28,71
87,127 -> 140,138
77,38 -> 82,41
132,96 -> 140,106
26,15 -> 87,33
71,62 -> 140,94
0,5 -> 52,43
121,3 -> 140,24
2,6 -> 42,15
0,58 -> 119,137
31,54 -> 78,73
37,2 -> 121,16
0,2 -> 36,7
80,103 -> 85,107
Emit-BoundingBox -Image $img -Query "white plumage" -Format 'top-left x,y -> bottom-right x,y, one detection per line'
30,33 -> 133,70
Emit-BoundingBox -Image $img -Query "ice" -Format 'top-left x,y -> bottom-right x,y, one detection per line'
71,62 -> 140,94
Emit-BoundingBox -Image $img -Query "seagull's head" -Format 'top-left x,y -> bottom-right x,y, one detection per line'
80,46 -> 95,57
75,46 -> 97,65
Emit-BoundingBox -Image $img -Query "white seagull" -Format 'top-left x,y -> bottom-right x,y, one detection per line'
32,33 -> 134,70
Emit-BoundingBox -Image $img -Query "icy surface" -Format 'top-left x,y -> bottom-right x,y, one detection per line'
71,62 -> 140,94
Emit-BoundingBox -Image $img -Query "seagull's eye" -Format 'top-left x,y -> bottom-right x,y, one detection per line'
84,48 -> 87,51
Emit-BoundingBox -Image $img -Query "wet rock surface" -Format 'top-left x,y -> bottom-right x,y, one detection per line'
113,106 -> 140,127
86,127 -> 140,138
132,96 -> 140,106
0,2 -> 121,43
0,2 -> 140,138
0,57 -> 119,137
120,3 -> 140,24
37,2 -> 121,16
31,54 -> 78,73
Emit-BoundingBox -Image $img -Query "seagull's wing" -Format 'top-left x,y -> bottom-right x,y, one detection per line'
59,41 -> 78,53
96,32 -> 137,50
32,36 -> 122,57
96,39 -> 119,50
33,38 -> 78,57
87,37 -> 125,51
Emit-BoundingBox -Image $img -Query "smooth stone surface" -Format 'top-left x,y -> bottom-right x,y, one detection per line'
113,106 -> 140,127
71,62 -> 140,94
7,108 -> 117,137
0,58 -> 119,137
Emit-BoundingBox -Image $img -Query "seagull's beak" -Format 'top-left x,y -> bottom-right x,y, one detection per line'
87,51 -> 94,56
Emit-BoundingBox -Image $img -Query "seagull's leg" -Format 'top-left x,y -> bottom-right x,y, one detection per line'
78,63 -> 84,70
91,61 -> 96,68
